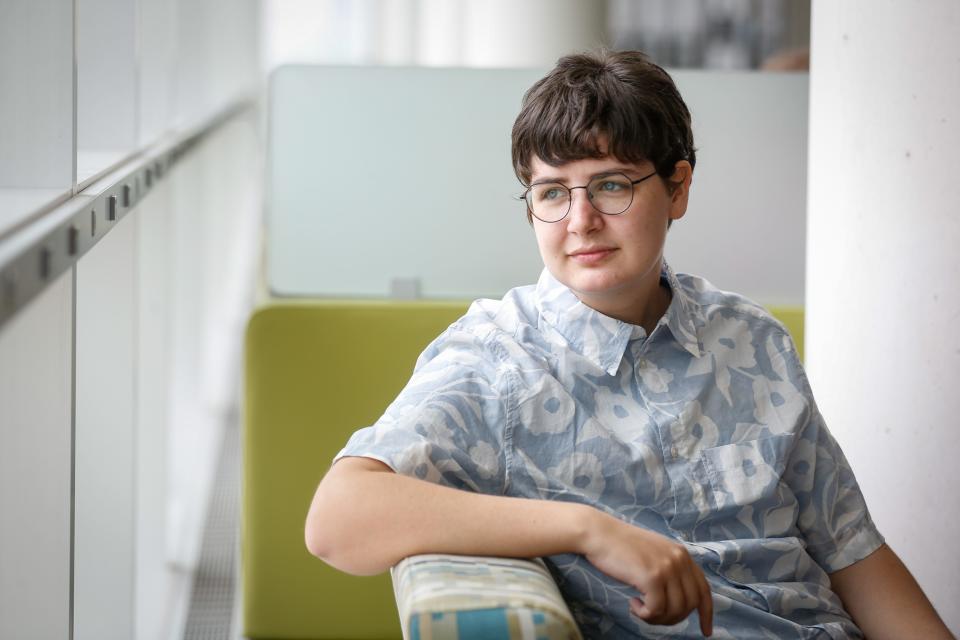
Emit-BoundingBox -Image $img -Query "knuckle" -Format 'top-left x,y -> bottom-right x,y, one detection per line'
650,611 -> 680,625
648,565 -> 666,583
668,546 -> 689,565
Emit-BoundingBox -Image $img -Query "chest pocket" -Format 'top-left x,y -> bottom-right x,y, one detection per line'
701,432 -> 795,518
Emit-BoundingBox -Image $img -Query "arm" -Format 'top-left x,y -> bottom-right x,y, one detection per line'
305,456 -> 713,636
830,544 -> 954,640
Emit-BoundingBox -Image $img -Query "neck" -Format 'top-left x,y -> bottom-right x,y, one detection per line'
577,271 -> 672,334
617,283 -> 672,334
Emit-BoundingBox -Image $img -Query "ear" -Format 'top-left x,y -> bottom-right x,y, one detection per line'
667,160 -> 693,221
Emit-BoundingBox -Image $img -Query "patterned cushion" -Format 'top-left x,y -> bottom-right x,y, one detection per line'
392,555 -> 582,640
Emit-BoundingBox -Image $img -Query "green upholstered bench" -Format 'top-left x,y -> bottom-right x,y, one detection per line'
243,300 -> 468,639
771,307 -> 804,362
242,300 -> 804,639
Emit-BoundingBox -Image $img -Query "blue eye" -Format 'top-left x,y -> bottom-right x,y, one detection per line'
534,184 -> 567,202
597,180 -> 625,192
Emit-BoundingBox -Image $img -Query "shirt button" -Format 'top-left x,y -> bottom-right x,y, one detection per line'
670,445 -> 679,458
639,358 -> 647,368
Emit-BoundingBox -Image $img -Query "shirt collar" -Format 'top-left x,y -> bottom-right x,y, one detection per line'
660,261 -> 705,360
534,260 -> 704,375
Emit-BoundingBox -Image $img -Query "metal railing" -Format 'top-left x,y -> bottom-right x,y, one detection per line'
0,97 -> 256,331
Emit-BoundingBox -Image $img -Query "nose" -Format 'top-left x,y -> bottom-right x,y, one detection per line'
565,186 -> 603,233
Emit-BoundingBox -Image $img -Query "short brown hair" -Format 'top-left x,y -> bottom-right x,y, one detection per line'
511,50 -> 696,187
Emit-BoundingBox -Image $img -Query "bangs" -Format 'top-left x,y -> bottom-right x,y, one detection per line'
511,51 -> 695,185
522,94 -> 661,180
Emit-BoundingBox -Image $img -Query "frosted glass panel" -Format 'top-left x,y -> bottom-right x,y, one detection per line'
671,71 -> 808,305
0,0 -> 74,237
76,0 -> 137,181
269,65 -> 544,299
268,66 -> 807,304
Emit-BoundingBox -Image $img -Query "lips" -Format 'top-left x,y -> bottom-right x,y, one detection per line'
569,246 -> 617,264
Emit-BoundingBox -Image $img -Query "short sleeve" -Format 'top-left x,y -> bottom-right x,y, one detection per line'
335,324 -> 510,496
779,348 -> 885,573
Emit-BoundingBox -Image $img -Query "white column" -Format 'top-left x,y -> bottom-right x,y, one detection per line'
806,1 -> 960,632
416,0 -> 465,66
462,0 -> 607,67
378,0 -> 417,65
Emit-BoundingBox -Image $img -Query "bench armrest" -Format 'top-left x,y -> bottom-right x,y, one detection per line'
391,554 -> 582,640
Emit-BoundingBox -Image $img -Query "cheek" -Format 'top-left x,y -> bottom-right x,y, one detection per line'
623,213 -> 667,245
533,225 -> 562,257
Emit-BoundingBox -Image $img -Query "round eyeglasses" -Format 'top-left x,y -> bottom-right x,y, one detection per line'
522,171 -> 658,223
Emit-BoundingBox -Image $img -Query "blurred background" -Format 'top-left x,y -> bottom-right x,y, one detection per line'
2,1 -> 958,639
261,0 -> 809,70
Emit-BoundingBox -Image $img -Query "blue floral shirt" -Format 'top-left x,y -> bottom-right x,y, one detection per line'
337,262 -> 884,639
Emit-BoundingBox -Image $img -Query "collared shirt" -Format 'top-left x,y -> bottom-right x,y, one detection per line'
337,262 -> 884,639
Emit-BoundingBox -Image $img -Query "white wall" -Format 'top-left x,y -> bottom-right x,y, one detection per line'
0,115 -> 260,640
0,1 -> 262,638
0,271 -> 73,640
806,0 -> 960,632
134,180 -> 176,640
73,213 -> 137,640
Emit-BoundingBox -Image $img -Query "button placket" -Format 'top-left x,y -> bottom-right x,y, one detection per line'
658,408 -> 707,532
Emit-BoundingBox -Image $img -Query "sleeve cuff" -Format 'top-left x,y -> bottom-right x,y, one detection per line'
332,448 -> 401,473
820,524 -> 886,573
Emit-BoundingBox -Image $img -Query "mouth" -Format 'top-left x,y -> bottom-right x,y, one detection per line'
568,247 -> 617,264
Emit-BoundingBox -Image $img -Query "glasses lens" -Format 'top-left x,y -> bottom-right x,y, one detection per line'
527,183 -> 570,222
587,174 -> 634,214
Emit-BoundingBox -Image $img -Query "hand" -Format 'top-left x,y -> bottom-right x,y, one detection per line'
580,510 -> 713,636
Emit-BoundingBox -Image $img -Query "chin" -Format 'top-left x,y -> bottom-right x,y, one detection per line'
564,272 -> 628,297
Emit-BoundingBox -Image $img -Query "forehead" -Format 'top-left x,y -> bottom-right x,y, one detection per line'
528,155 -> 651,182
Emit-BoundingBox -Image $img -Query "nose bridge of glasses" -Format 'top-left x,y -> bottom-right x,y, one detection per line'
568,184 -> 595,204
566,185 -> 599,221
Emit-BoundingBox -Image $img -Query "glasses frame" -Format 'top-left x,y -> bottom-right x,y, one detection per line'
521,170 -> 659,223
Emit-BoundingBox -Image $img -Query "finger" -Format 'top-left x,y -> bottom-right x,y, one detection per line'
679,565 -> 702,622
696,570 -> 714,637
634,583 -> 666,621
663,572 -> 687,623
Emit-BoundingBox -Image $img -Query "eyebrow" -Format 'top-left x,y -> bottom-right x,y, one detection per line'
529,167 -> 643,185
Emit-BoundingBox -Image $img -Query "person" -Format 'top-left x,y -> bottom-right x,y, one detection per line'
304,50 -> 953,639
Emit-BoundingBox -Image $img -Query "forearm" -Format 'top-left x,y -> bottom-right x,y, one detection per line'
305,456 -> 594,575
830,544 -> 954,640
307,455 -> 713,634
